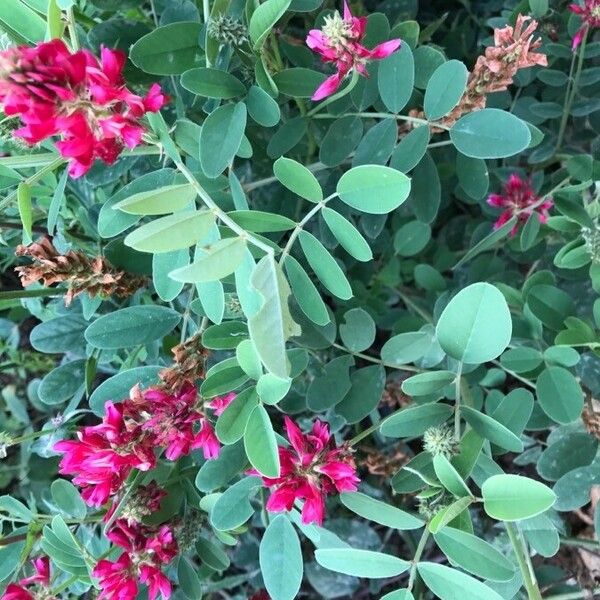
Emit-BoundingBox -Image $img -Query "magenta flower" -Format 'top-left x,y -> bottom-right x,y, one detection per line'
254,417 -> 359,525
569,1 -> 600,50
207,392 -> 236,416
487,173 -> 553,236
0,39 -> 168,177
94,521 -> 177,600
1,557 -> 52,600
306,1 -> 401,100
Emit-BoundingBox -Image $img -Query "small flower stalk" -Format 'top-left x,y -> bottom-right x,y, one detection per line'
0,39 -> 168,176
306,1 -> 400,100
254,417 -> 359,525
487,173 -> 553,235
15,237 -> 146,306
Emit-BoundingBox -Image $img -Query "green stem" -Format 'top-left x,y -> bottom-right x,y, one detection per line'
10,428 -> 59,445
172,156 -> 274,256
348,420 -> 381,446
103,470 -> 144,535
312,111 -> 450,131
491,360 -> 536,390
556,30 -> 588,153
454,362 -> 463,443
0,287 -> 66,300
307,70 -> 360,117
66,7 -> 79,51
331,342 -> 421,372
51,574 -> 79,595
279,195 -> 335,265
407,529 -> 430,591
0,157 -> 64,211
505,522 -> 543,600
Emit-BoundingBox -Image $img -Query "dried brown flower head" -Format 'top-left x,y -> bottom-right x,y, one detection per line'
159,332 -> 210,393
15,237 -> 146,305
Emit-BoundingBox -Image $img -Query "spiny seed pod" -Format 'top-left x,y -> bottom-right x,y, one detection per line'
417,491 -> 452,520
423,425 -> 459,459
207,15 -> 250,47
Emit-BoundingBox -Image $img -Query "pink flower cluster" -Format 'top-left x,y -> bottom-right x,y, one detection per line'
255,417 -> 359,525
570,1 -> 600,50
487,173 -> 553,235
306,1 -> 400,100
93,518 -> 177,600
55,382 -> 222,507
1,557 -> 52,600
0,39 -> 167,177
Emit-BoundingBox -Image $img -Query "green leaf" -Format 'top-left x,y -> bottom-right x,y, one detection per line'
380,331 -> 432,365
0,0 -> 45,43
195,442 -> 247,492
30,315 -> 88,354
202,321 -> 248,349
456,154 -> 489,200
244,405 -> 280,478
336,365 -> 386,423
401,371 -> 455,396
130,22 -> 204,74
216,387 -> 260,444
315,548 -> 410,579
51,480 -> 86,519
424,59 -> 468,120
450,109 -> 531,159
381,591 -> 414,600
210,476 -> 262,530
285,256 -> 330,326
257,373 -> 291,405
124,210 -> 216,253
299,230 -> 352,300
433,454 -> 471,497
228,210 -> 295,232
413,46 -> 445,88
38,360 -> 86,405
390,126 -> 430,173
200,102 -> 247,178
482,474 -> 556,521
537,432 -> 598,481
249,0 -> 291,50
336,165 -> 411,214
339,308 -> 376,352
272,68 -> 327,98
181,67 -> 246,98
195,536 -> 230,571
319,116 -> 363,167
89,366 -> 162,415
417,562 -> 504,600
381,403 -> 453,438
428,496 -> 473,533
306,355 -> 354,411
273,157 -> 323,203
248,255 -> 301,378
378,44 -> 414,113
113,183 -> 196,215
527,284 -> 574,330
340,492 -> 423,530
500,347 -> 543,373
352,119 -> 397,167
17,182 -> 32,244
260,515 -> 303,600
393,220 -> 431,256
322,208 -> 373,262
178,556 -> 203,600
433,528 -> 514,582
236,340 -> 263,379
436,283 -> 512,364
461,406 -> 523,453
170,237 -> 247,283
536,366 -> 584,424
0,495 -> 33,520
85,306 -> 181,349
153,249 -> 188,302
247,85 -> 281,127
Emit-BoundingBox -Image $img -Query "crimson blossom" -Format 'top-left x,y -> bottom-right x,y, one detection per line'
306,1 -> 401,100
487,173 -> 553,236
55,381 -> 220,507
255,417 -> 359,525
0,39 -> 167,177
1,557 -> 52,600
93,520 -> 177,600
569,1 -> 600,50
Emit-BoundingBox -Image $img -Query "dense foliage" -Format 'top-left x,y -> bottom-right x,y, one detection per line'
0,1 -> 599,599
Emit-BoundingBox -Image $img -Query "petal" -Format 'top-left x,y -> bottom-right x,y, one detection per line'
368,39 -> 401,59
311,72 -> 343,101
